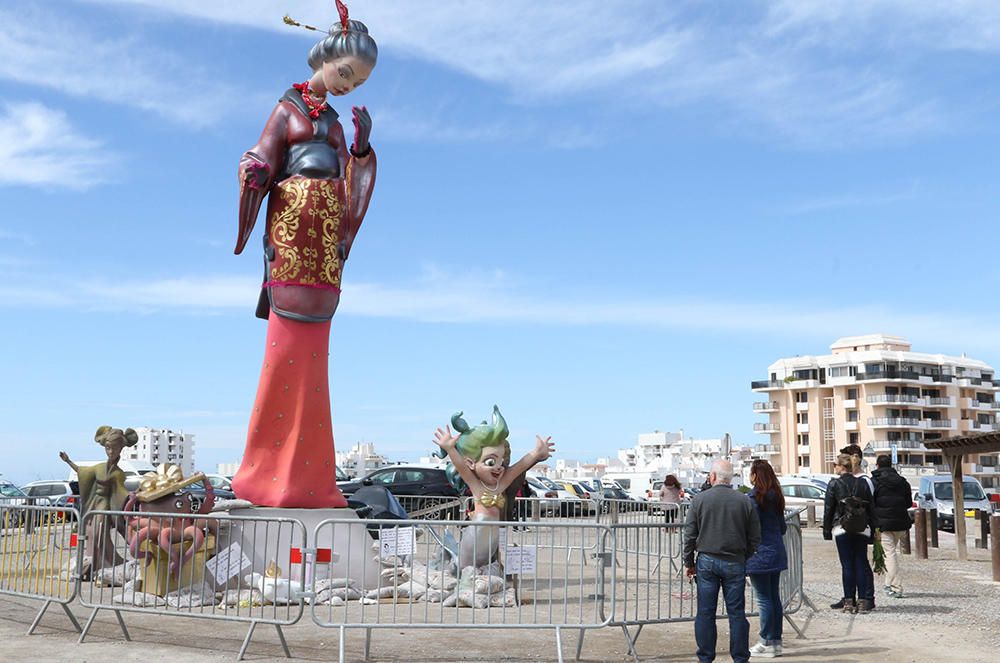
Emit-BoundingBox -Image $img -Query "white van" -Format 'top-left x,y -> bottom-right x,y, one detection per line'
916,475 -> 991,532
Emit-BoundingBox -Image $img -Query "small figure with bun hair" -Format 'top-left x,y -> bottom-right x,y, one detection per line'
59,425 -> 138,574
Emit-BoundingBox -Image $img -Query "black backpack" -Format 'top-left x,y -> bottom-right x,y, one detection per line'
839,477 -> 869,534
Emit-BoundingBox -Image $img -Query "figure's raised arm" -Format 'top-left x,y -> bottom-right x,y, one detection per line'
433,425 -> 479,490
58,451 -> 79,473
501,435 -> 555,491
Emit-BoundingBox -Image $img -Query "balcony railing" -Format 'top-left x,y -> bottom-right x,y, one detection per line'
751,380 -> 784,389
753,401 -> 780,411
753,423 -> 780,433
867,394 -> 920,404
857,370 -> 921,381
923,419 -> 955,429
925,397 -> 953,406
754,445 -> 780,453
868,417 -> 921,427
868,440 -> 925,450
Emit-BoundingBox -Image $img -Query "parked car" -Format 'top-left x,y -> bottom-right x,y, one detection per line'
524,475 -> 559,516
337,465 -> 460,498
916,475 -> 992,532
779,477 -> 826,522
0,479 -> 29,505
600,486 -> 643,512
203,474 -> 233,492
185,479 -> 236,511
21,480 -> 77,509
531,476 -> 581,516
564,481 -> 598,516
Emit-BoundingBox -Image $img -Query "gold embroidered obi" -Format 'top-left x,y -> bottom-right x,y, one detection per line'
266,177 -> 346,292
478,492 -> 506,509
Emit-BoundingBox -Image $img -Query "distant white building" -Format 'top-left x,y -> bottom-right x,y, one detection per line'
122,428 -> 196,477
603,430 -> 746,492
336,442 -> 389,479
216,462 -> 241,477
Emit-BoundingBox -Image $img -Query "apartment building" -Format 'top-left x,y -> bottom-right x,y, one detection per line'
122,427 -> 196,477
751,334 -> 1000,489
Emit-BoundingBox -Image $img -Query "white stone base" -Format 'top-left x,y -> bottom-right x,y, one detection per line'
224,506 -> 380,590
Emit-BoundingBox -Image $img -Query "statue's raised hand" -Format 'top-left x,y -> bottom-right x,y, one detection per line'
59,451 -> 70,463
433,425 -> 459,452
534,435 -> 555,462
351,105 -> 372,156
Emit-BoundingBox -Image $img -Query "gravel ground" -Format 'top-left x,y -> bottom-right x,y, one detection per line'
0,522 -> 997,662
797,523 -> 1000,651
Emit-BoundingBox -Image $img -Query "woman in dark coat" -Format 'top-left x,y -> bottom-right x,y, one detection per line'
746,459 -> 787,658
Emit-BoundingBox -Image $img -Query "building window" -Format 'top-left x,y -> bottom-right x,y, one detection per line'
849,433 -> 859,444
847,410 -> 858,422
847,388 -> 858,400
797,413 -> 809,424
795,392 -> 809,403
797,434 -> 810,445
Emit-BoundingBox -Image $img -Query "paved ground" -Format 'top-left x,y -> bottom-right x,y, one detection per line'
0,524 -> 996,662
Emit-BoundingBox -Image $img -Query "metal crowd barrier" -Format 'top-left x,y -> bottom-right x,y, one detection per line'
77,509 -> 306,660
0,501 -> 809,663
309,517 -> 615,663
393,495 -> 466,521
0,502 -> 82,635
596,510 -> 811,661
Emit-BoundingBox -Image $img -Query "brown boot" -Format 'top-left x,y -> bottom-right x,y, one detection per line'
842,598 -> 856,614
856,599 -> 874,613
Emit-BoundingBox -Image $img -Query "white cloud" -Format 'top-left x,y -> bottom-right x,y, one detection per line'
4,266 -> 1000,354
0,102 -> 115,189
78,0 -> 1000,146
0,5 -> 245,127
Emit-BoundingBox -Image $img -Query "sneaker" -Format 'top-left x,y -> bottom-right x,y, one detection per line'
830,598 -> 845,609
857,599 -> 874,613
750,643 -> 781,658
888,588 -> 904,598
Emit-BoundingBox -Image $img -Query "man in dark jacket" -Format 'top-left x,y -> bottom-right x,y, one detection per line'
684,460 -> 760,663
872,454 -> 912,598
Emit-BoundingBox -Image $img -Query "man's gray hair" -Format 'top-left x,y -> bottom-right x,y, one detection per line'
308,20 -> 378,71
711,459 -> 734,484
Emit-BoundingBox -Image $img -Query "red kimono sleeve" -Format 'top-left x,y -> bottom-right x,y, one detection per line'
235,103 -> 291,255
333,121 -> 376,260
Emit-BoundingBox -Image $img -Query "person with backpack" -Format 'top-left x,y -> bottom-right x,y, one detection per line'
823,453 -> 877,614
871,454 -> 912,598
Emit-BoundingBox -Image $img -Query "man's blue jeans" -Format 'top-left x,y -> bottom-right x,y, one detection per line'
749,571 -> 783,645
695,553 -> 750,663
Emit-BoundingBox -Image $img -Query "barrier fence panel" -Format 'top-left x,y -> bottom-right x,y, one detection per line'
601,511 -> 809,662
0,501 -> 82,634
393,495 -> 467,521
309,517 -> 615,663
77,509 -> 307,660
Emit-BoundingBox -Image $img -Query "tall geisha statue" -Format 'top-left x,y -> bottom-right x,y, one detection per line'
433,407 -> 555,569
231,1 -> 376,508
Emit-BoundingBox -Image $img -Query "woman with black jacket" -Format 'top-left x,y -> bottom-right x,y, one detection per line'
823,454 -> 877,614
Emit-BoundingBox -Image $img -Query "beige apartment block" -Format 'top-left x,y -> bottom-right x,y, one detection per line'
751,334 -> 1000,490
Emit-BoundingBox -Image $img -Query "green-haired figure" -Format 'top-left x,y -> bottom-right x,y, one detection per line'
433,406 -> 554,569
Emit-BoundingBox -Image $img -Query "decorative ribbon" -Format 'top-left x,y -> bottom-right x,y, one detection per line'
138,463 -> 185,495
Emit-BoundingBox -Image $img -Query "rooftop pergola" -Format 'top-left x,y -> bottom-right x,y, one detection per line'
922,432 -> 1000,560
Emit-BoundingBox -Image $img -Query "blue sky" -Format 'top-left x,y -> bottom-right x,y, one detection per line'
3,0 -> 1000,485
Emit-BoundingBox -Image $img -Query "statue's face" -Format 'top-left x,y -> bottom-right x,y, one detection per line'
320,55 -> 373,96
103,438 -> 123,463
145,492 -> 198,514
467,444 -> 507,487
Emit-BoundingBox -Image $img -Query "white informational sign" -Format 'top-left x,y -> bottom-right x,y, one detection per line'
205,541 -> 251,585
891,443 -> 898,466
379,526 -> 415,557
503,545 -> 536,575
